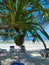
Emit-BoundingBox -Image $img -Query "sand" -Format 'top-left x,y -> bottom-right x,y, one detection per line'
0,41 -> 49,65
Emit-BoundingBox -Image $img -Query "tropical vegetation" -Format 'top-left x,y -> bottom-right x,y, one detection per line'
0,0 -> 49,54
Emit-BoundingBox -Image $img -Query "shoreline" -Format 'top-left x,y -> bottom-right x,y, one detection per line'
0,42 -> 49,51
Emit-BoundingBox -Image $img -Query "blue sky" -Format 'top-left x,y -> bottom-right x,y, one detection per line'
25,0 -> 49,41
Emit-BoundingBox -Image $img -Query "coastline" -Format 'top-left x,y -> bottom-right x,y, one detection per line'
0,41 -> 49,51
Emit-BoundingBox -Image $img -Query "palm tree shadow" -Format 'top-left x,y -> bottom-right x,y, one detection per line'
15,50 -> 49,65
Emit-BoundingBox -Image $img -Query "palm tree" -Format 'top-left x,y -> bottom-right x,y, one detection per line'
45,0 -> 49,3
0,0 -> 49,55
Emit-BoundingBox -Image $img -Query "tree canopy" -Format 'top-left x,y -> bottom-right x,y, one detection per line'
0,0 -> 49,48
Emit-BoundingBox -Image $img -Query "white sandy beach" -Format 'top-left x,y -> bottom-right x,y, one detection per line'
0,41 -> 49,50
0,41 -> 49,65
